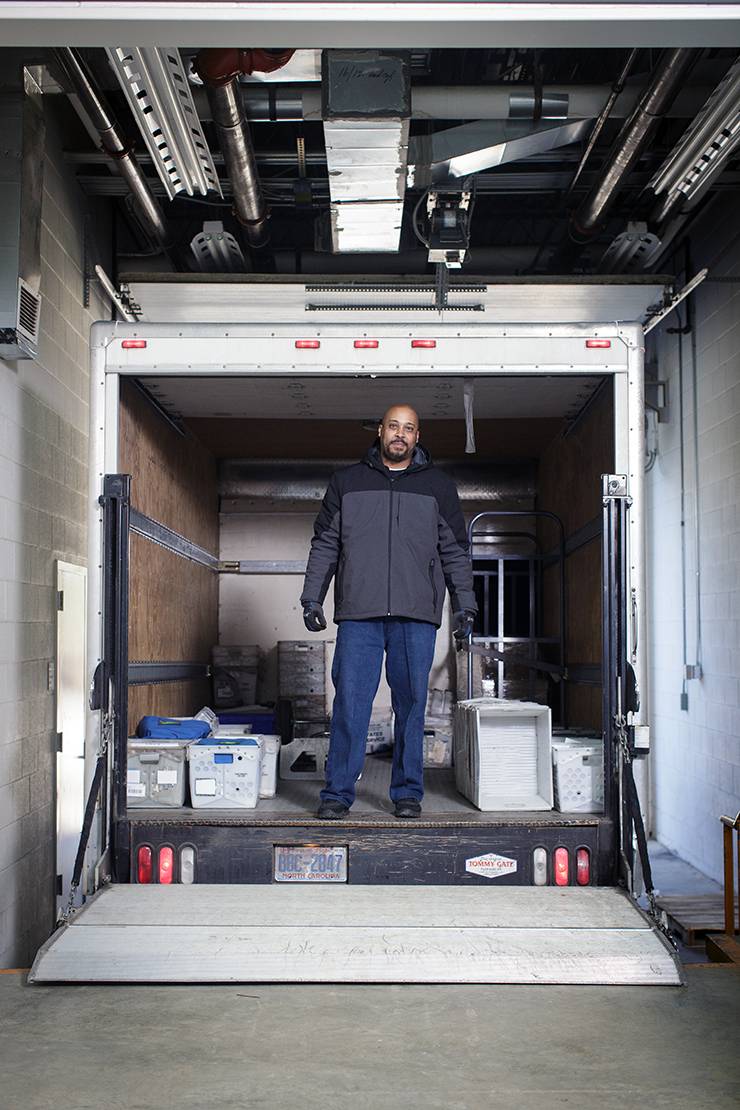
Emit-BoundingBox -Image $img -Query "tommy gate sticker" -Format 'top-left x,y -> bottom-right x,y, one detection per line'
465,852 -> 518,878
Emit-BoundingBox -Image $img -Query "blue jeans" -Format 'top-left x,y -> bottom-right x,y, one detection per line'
321,617 -> 437,808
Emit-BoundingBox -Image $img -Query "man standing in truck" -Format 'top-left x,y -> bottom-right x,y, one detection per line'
300,404 -> 477,819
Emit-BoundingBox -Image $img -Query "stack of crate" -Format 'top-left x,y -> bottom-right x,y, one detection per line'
212,644 -> 261,706
278,640 -> 327,721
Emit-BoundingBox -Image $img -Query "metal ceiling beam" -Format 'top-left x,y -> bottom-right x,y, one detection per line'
3,5 -> 740,49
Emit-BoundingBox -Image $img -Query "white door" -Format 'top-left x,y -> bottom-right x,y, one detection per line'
56,561 -> 87,912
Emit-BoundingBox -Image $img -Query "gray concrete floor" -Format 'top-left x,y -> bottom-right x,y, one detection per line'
1,967 -> 738,1110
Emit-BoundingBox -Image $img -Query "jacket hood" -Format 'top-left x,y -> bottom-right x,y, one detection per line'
364,440 -> 432,474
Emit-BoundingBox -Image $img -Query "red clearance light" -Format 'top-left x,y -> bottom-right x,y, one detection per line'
576,847 -> 591,886
354,339 -> 379,349
159,846 -> 174,885
586,339 -> 611,349
295,339 -> 320,349
553,847 -> 569,887
122,339 -> 147,349
412,339 -> 436,349
137,845 -> 153,884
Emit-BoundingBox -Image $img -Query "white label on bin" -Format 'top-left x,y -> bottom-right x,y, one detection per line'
465,852 -> 517,878
127,770 -> 141,784
194,778 -> 217,796
157,770 -> 178,785
127,783 -> 146,798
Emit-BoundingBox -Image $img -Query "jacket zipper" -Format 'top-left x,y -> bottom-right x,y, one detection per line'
386,479 -> 393,615
429,558 -> 438,608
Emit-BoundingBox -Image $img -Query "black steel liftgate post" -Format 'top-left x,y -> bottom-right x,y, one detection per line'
100,474 -> 131,881
601,474 -> 633,889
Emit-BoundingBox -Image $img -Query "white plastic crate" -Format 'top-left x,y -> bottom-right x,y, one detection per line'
127,739 -> 191,809
189,737 -> 261,808
454,699 -> 553,810
259,735 -> 280,799
552,737 -> 604,813
279,735 -> 331,780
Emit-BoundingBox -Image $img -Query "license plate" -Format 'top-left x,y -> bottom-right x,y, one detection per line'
274,845 -> 347,882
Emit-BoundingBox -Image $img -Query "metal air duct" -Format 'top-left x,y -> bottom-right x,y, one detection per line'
573,49 -> 699,236
53,47 -> 170,249
195,49 -> 294,248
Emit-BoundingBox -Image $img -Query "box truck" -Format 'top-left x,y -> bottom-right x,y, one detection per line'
28,275 -> 687,984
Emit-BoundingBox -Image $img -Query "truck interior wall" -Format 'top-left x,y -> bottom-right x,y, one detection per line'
118,380 -> 219,722
213,411 -> 557,709
537,380 -> 614,730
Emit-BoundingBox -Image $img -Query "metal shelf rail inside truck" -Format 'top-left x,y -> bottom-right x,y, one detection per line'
31,278 -> 682,985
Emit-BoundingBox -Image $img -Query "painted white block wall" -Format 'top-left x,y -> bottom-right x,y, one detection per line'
647,194 -> 740,883
0,107 -> 106,967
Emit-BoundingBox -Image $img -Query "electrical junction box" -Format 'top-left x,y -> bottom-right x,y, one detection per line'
189,737 -> 261,809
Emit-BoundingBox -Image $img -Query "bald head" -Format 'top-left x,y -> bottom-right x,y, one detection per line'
378,404 -> 420,468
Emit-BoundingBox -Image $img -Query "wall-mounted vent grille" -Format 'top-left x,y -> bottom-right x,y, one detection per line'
17,278 -> 41,344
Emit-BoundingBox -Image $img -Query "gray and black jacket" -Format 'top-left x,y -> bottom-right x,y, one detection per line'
301,443 -> 476,627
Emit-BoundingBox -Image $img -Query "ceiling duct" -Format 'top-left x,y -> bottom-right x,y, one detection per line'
322,50 -> 411,253
106,47 -> 222,200
0,69 -> 44,360
53,47 -> 170,249
572,48 -> 699,236
649,57 -> 740,226
195,48 -> 294,249
408,117 -> 593,189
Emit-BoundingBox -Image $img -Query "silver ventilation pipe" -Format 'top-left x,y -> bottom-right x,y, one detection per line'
204,78 -> 268,248
573,49 -> 699,237
53,47 -> 170,249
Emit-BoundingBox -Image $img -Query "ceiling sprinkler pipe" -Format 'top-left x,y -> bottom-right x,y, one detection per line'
53,47 -> 171,249
195,49 -> 294,248
572,48 -> 699,239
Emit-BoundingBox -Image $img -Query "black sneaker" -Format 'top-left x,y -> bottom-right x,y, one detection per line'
317,800 -> 350,820
394,798 -> 422,819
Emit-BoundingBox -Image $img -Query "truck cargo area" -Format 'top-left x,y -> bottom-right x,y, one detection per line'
94,331 -> 630,887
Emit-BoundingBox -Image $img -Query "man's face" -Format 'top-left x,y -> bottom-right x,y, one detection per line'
378,407 -> 419,464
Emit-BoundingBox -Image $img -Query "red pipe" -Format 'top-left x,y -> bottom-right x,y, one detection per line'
195,48 -> 295,86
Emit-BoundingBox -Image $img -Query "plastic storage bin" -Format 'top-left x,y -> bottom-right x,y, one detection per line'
259,735 -> 280,798
454,698 -> 553,810
279,735 -> 331,780
189,737 -> 261,808
552,737 -> 604,813
127,739 -> 191,809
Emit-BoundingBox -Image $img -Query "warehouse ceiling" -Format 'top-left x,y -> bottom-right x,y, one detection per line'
5,44 -> 740,281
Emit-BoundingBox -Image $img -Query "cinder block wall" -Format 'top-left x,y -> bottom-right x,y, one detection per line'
0,103 -> 106,967
647,194 -> 740,883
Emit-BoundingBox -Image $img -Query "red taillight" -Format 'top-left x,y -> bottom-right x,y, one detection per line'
354,339 -> 379,349
122,339 -> 147,349
576,847 -> 591,886
137,845 -> 153,884
586,339 -> 611,349
295,339 -> 320,349
411,339 -> 436,349
553,847 -> 569,886
159,846 -> 174,885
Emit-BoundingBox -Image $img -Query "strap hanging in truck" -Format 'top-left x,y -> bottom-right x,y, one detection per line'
462,640 -> 566,679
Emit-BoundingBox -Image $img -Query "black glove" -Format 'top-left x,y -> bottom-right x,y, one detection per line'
452,610 -> 475,648
302,601 -> 327,633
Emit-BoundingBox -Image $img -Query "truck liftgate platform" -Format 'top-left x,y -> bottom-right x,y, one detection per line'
30,886 -> 681,986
